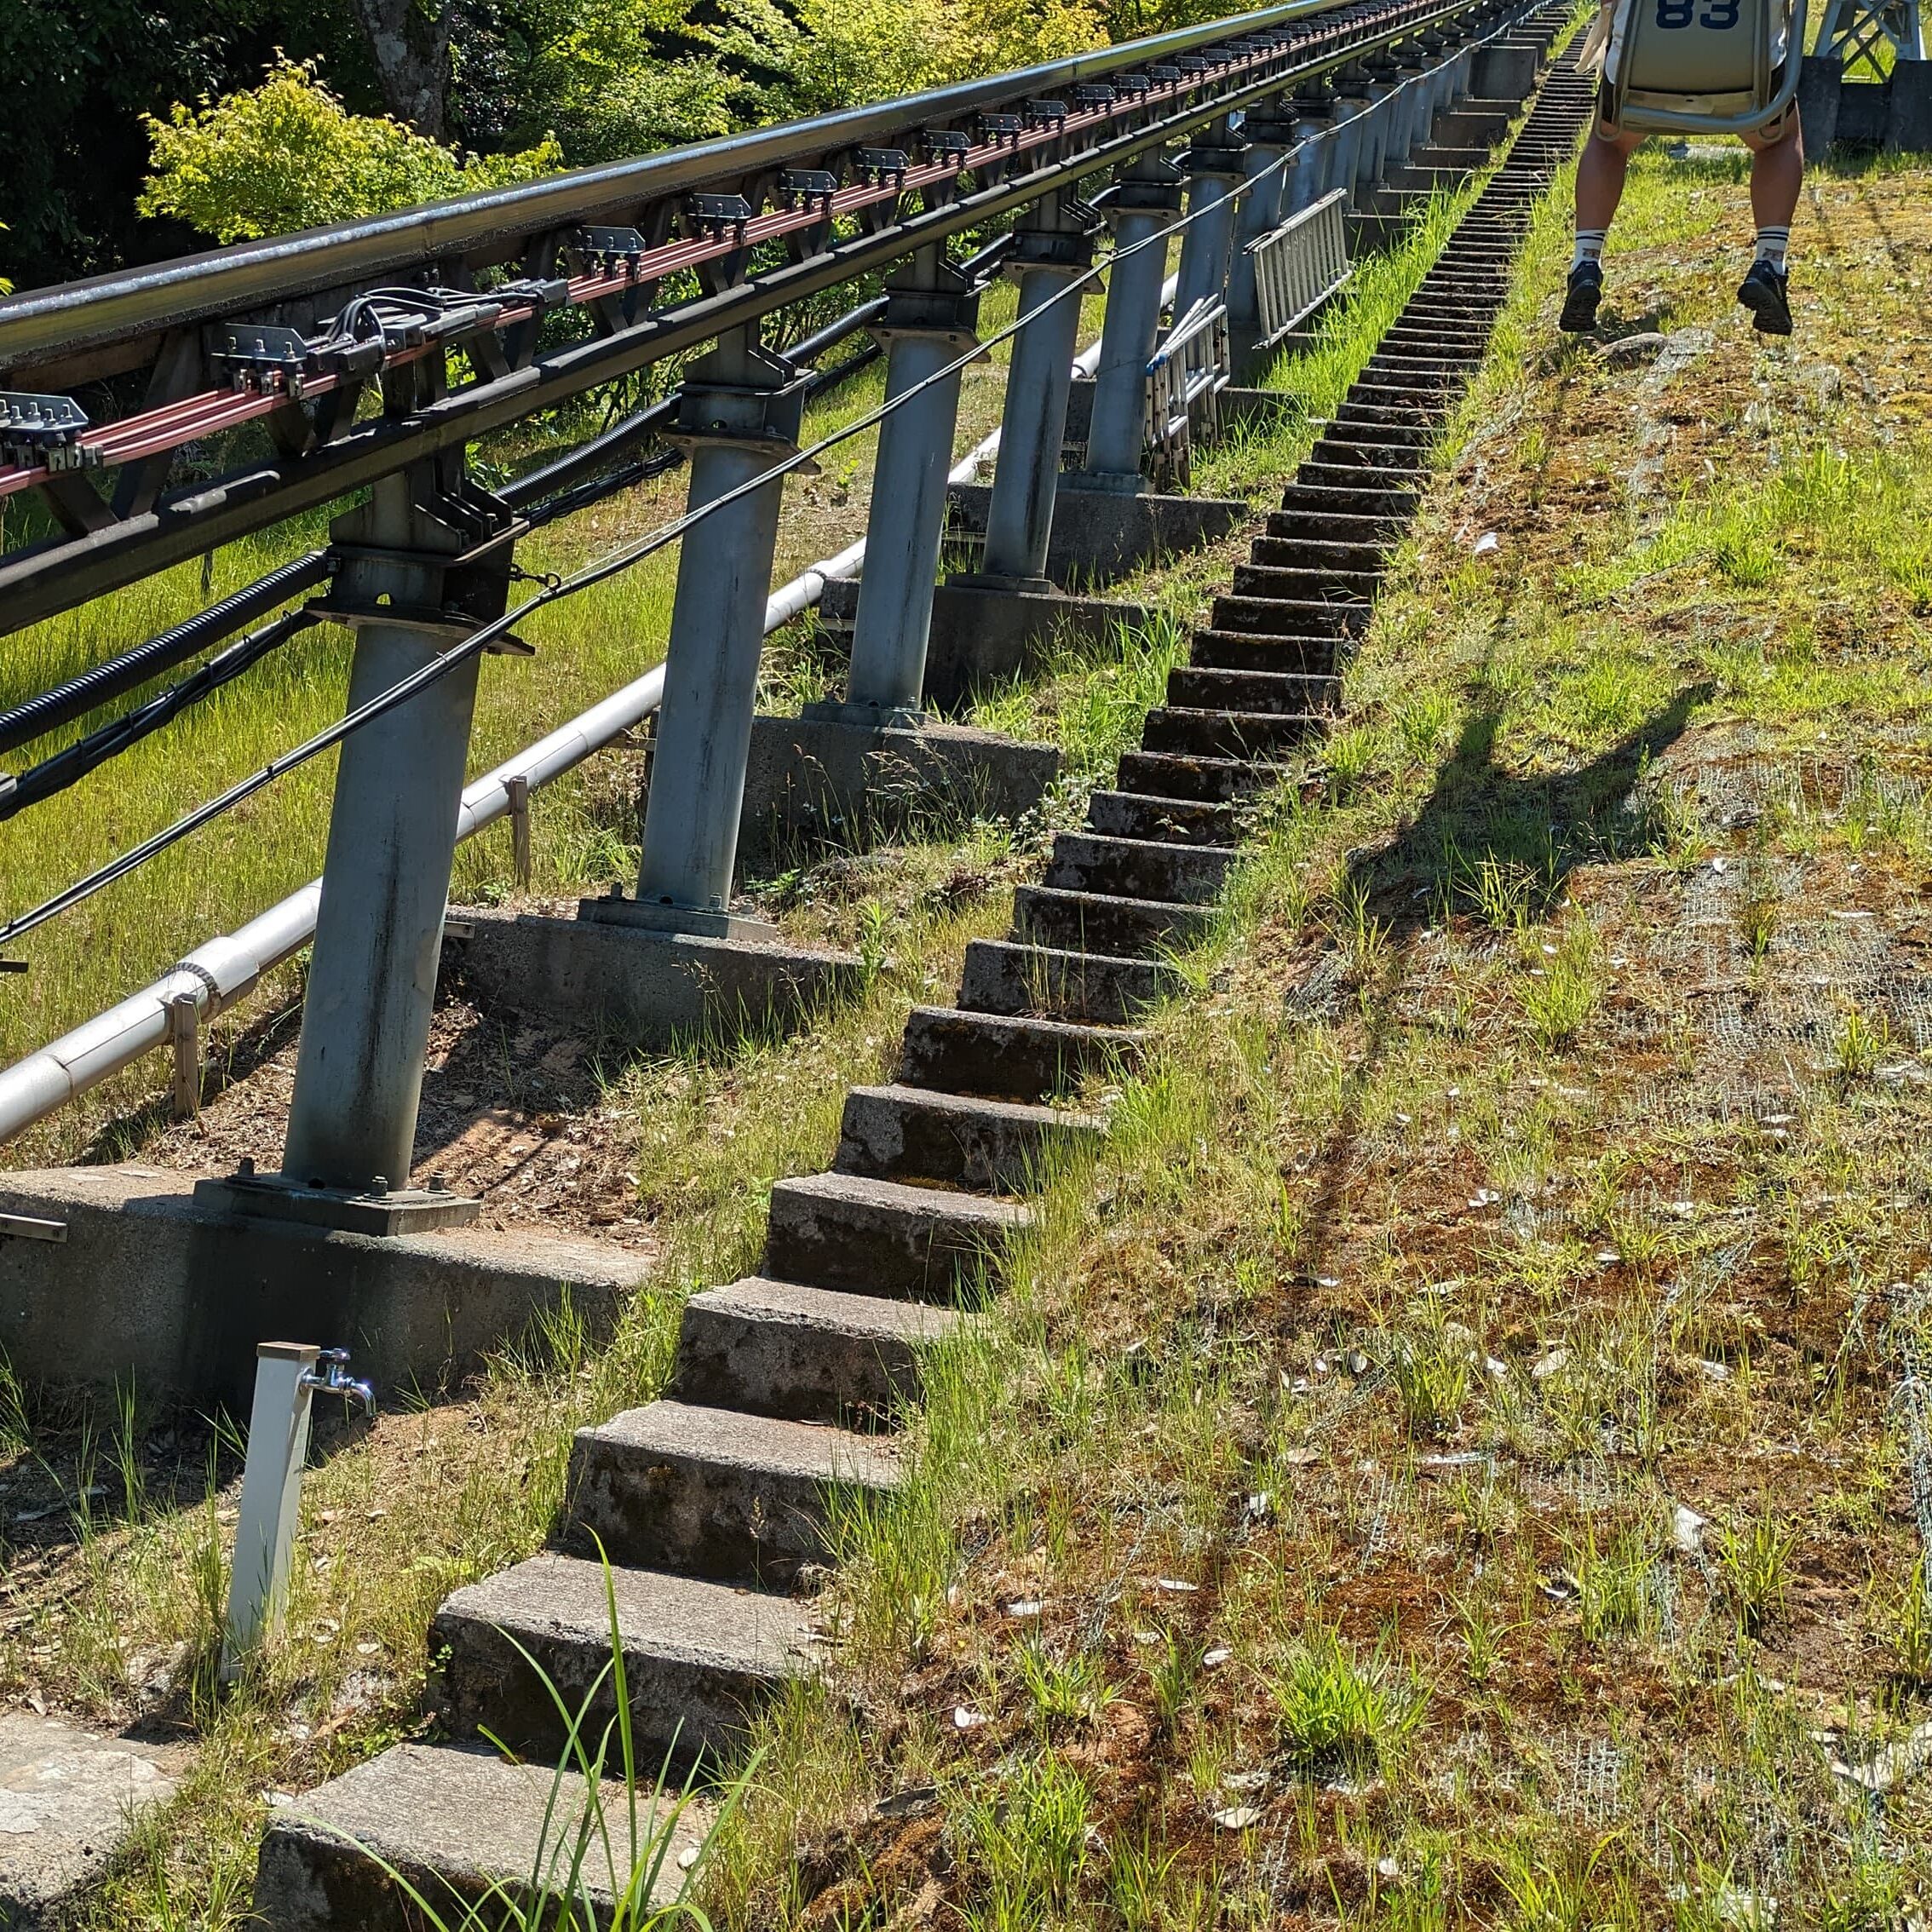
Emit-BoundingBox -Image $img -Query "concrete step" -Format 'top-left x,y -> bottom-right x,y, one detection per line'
960,938 -> 1183,1025
1142,705 -> 1328,762
252,1741 -> 708,1929
1228,565 -> 1380,605
1247,536 -> 1386,572
1013,883 -> 1215,959
1279,480 -> 1417,519
899,1003 -> 1145,1101
1169,665 -> 1341,716
1210,594 -> 1368,640
835,1081 -> 1103,1191
567,1400 -> 900,1586
1086,787 -> 1245,847
1323,418 -> 1434,450
1263,510 -> 1400,547
1297,458 -> 1436,496
1307,435 -> 1428,471
1189,629 -> 1341,675
1262,509 -> 1402,546
1044,830 -> 1234,904
764,1169 -> 1029,1299
671,1275 -> 962,1421
1115,748 -> 1275,802
432,1553 -> 815,1762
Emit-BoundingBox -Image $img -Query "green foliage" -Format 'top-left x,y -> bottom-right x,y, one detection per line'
138,58 -> 561,243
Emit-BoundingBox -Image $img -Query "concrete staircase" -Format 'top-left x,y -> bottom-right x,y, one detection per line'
250,27 -> 1593,1928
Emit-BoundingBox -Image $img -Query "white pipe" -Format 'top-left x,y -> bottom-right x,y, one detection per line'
0,285 -> 1170,1148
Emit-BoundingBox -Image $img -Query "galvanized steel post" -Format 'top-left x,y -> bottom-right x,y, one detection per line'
1321,82 -> 1367,206
842,249 -> 981,716
630,330 -> 808,925
978,197 -> 1099,589
1225,106 -> 1301,368
1286,87 -> 1337,210
281,443 -> 512,1199
1082,150 -> 1185,487
1172,119 -> 1250,319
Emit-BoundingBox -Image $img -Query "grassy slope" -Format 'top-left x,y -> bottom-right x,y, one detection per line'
695,150 -> 1932,1928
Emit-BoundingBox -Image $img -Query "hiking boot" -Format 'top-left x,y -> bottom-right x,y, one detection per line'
1736,259 -> 1792,335
1559,259 -> 1604,332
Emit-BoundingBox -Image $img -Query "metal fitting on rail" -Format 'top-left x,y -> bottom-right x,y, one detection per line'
0,393 -> 94,470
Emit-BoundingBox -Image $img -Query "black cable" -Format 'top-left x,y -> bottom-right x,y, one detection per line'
0,612 -> 317,824
0,553 -> 331,758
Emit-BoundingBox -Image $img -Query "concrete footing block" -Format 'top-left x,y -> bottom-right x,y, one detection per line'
928,579 -> 1147,706
447,907 -> 862,1048
737,709 -> 1061,876
0,1713 -> 185,1923
0,1165 -> 640,1411
947,480 -> 1245,588
1801,57 -> 1932,152
814,576 -> 1147,708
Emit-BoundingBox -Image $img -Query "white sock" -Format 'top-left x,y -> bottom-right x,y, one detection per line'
1754,226 -> 1789,271
1572,228 -> 1607,272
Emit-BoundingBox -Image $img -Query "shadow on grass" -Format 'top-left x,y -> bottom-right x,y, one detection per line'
1343,677 -> 1713,935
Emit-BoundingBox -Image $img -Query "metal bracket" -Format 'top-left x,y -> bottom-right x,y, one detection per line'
1,393 -> 94,470
778,168 -> 839,211
921,129 -> 974,170
854,147 -> 911,184
0,1212 -> 66,1242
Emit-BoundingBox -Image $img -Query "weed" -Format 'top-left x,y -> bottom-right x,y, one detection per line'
1715,1513 -> 1798,1634
1270,1626 -> 1417,1777
1833,1006 -> 1889,1080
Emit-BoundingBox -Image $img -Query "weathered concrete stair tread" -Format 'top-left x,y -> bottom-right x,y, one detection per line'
960,938 -> 1185,1025
764,1168 -> 1030,1298
1044,831 -> 1235,904
836,1081 -> 1104,1191
672,1274 -> 963,1419
899,1003 -> 1144,1101
1142,705 -> 1326,761
1014,883 -> 1213,959
1115,748 -> 1274,803
434,1552 -> 816,1760
568,1399 -> 900,1584
1170,666 -> 1341,715
1086,788 -> 1243,847
253,1741 -> 709,1929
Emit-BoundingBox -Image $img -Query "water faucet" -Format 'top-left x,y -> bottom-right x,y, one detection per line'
299,1348 -> 376,1418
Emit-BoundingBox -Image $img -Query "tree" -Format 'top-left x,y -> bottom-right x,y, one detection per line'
350,0 -> 454,134
138,58 -> 561,243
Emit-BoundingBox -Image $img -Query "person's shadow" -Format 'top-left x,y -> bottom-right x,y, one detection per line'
1339,678 -> 1712,934
1285,676 -> 1711,1291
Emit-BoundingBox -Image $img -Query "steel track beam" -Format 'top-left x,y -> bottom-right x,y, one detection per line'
0,0 -> 1503,637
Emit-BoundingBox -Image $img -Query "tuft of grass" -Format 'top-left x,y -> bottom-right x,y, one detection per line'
1269,1627 -> 1417,1778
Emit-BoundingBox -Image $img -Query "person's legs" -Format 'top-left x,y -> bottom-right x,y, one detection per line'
1736,110 -> 1803,333
1562,121 -> 1646,331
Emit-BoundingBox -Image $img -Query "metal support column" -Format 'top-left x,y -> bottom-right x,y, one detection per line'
269,424 -> 516,1222
1352,68 -> 1398,203
1079,149 -> 1184,490
1386,47 -> 1429,166
1322,80 -> 1371,206
1287,88 -> 1337,211
975,196 -> 1099,590
838,250 -> 981,719
1226,106 -> 1300,372
1172,119 -> 1250,319
620,331 -> 808,934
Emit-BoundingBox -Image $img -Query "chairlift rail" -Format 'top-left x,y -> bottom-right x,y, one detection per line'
0,0 -> 1491,636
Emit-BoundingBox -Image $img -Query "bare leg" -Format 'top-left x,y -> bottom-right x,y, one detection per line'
1576,124 -> 1647,233
1742,114 -> 1803,230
